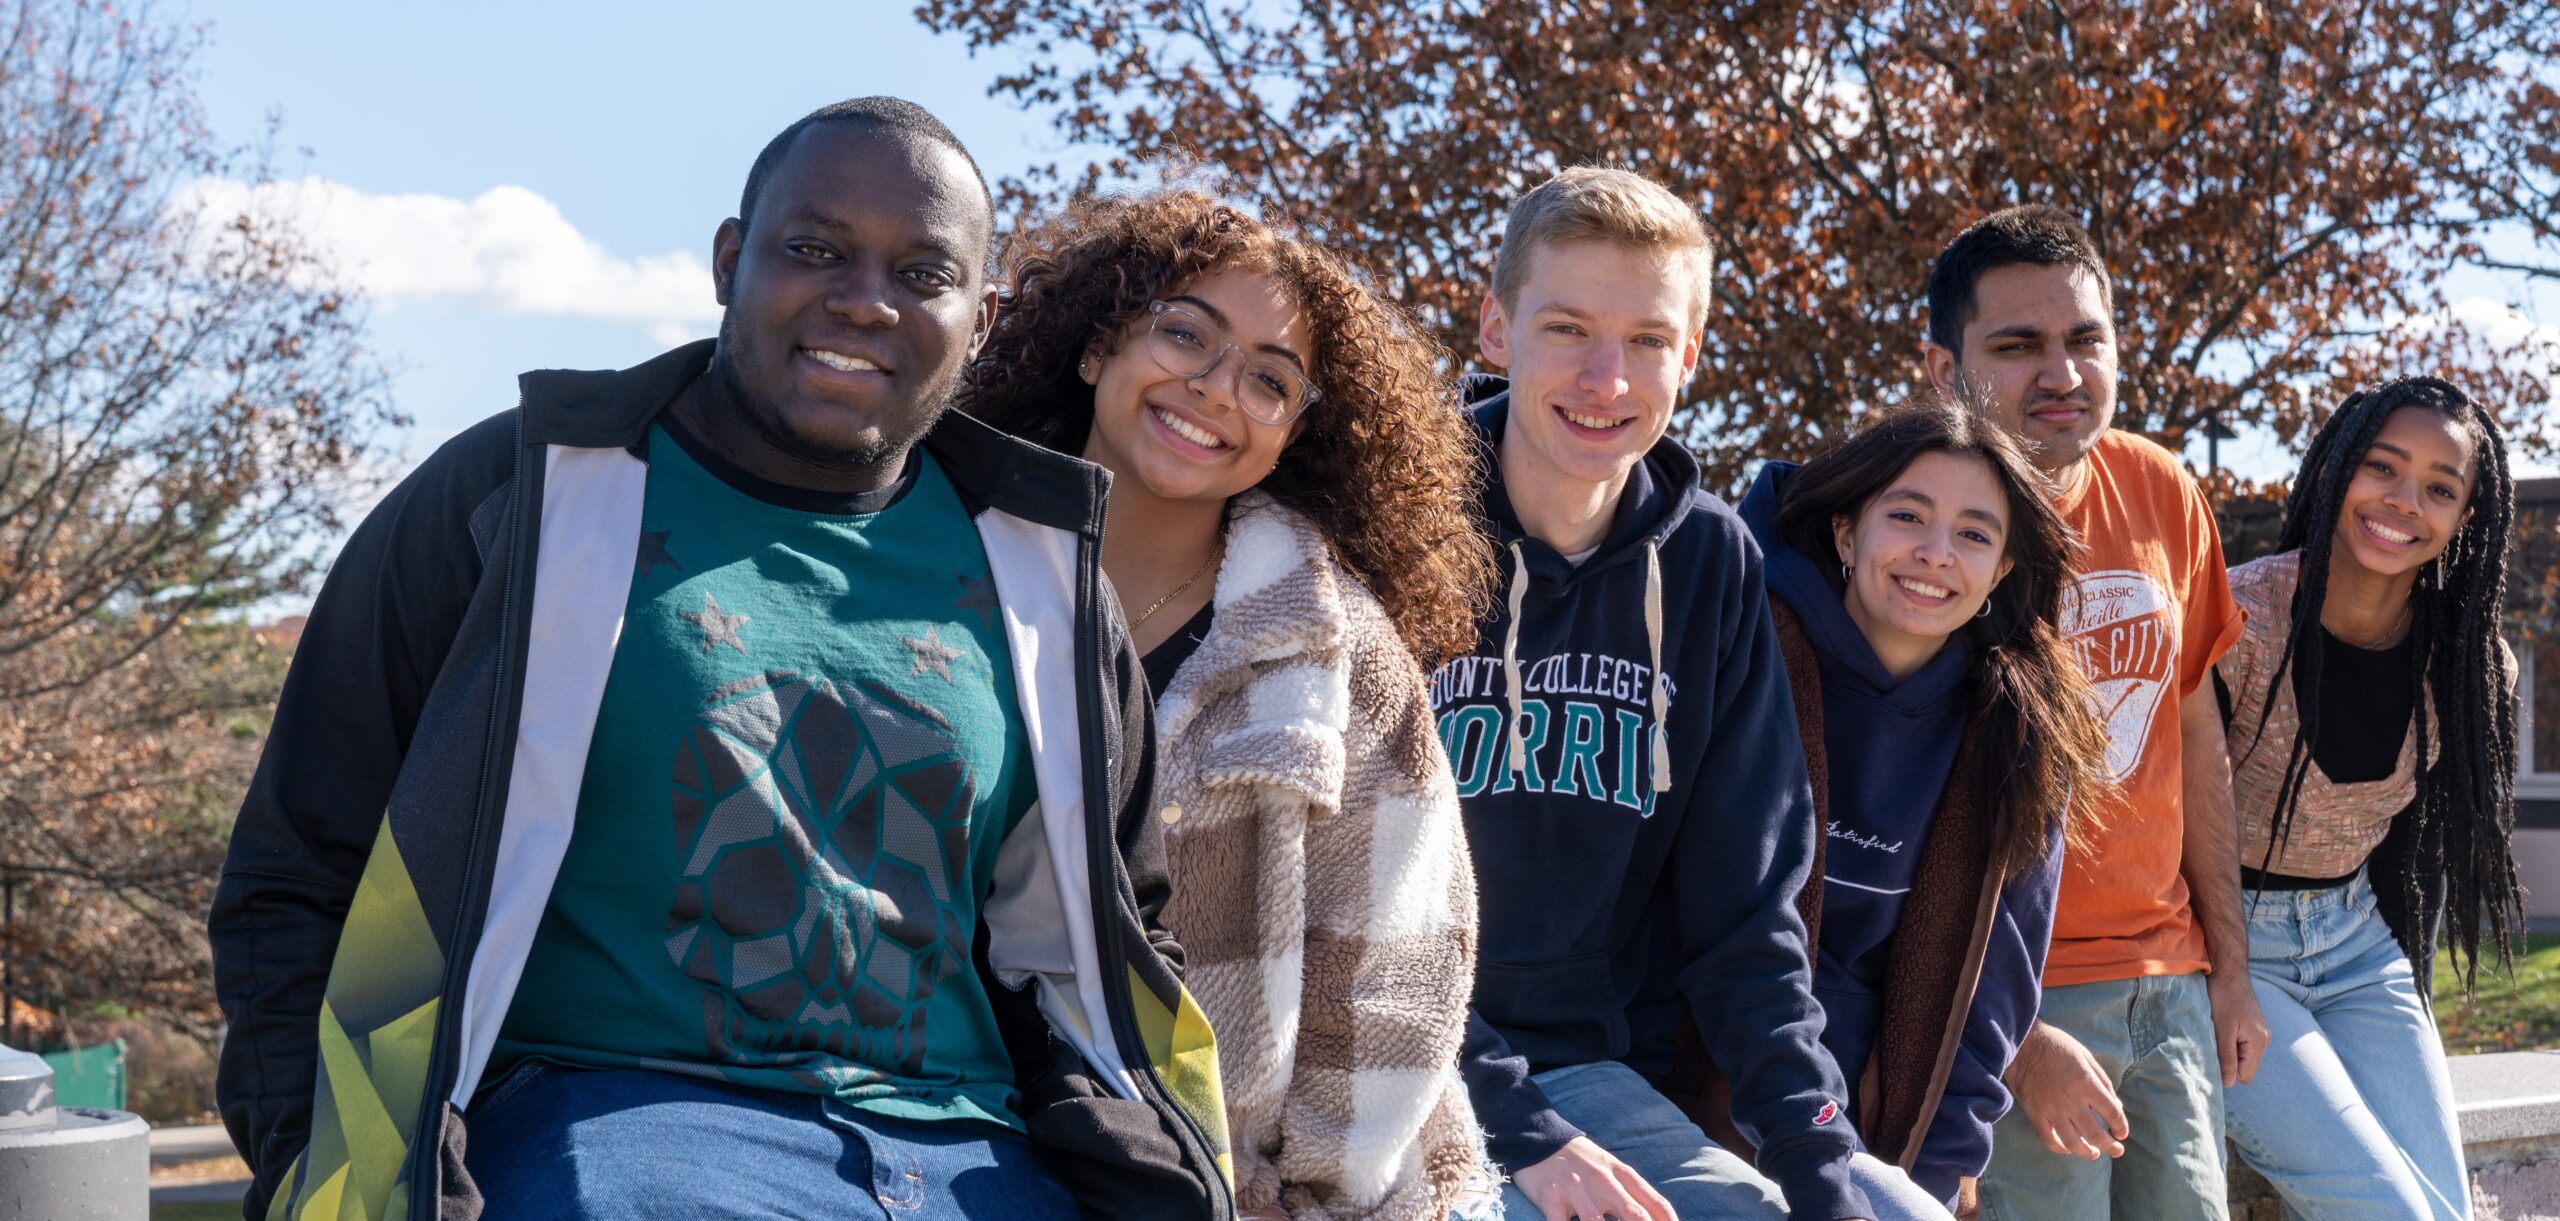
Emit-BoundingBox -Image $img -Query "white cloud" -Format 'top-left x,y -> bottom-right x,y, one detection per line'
645,319 -> 705,347
2409,295 -> 2560,468
178,176 -> 721,336
2442,294 -> 2560,354
2181,294 -> 2560,480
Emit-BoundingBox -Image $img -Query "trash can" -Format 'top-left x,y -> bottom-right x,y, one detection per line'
39,1040 -> 126,1111
0,1042 -> 146,1220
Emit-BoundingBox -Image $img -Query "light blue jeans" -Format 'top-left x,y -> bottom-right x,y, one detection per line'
1493,1060 -> 1951,1220
1978,971 -> 2226,1220
462,1061 -> 1082,1219
2224,873 -> 2469,1220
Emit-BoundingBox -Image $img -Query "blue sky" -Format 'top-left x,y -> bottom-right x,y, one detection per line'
178,0 -> 2554,506
184,0 -> 1069,472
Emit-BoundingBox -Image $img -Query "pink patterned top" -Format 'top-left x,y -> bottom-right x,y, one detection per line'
2218,551 -> 2436,878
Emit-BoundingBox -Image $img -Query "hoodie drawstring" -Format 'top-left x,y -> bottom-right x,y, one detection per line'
1645,540 -> 1671,793
1503,536 -> 1671,791
1502,540 -> 1530,776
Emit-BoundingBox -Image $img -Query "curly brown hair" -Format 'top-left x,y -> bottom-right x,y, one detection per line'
961,190 -> 1496,665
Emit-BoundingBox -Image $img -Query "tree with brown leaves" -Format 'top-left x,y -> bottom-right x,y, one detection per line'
918,0 -> 2560,489
0,0 -> 392,1040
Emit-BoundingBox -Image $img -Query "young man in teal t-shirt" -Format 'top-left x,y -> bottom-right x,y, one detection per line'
488,414 -> 1040,1131
210,98 -> 1233,1221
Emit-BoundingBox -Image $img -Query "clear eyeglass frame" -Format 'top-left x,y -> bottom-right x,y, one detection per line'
1143,300 -> 1319,426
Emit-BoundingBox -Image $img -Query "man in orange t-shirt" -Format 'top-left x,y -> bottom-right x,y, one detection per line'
1924,206 -> 2255,1220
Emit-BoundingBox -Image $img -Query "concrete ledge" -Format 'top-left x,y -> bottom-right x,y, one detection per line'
2230,1050 -> 2560,1219
2450,1052 -> 2560,1156
145,1124 -> 246,1209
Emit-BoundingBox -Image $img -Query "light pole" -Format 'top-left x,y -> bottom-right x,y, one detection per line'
2,872 -> 15,1049
2203,415 -> 2237,477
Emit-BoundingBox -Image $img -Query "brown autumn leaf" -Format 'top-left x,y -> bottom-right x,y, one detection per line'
0,0 -> 395,1041
916,0 -> 2560,492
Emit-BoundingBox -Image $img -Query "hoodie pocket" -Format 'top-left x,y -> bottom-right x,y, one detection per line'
1475,950 -> 1627,1055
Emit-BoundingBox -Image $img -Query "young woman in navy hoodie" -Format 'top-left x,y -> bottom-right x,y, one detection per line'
1735,399 -> 2111,1213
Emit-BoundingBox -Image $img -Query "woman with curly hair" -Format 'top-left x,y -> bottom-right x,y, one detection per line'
2217,377 -> 2521,1220
961,189 -> 1500,1221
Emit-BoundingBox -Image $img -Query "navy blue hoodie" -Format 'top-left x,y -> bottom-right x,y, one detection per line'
1742,462 -> 1969,1104
1740,461 -> 2063,1206
1440,379 -> 1865,1220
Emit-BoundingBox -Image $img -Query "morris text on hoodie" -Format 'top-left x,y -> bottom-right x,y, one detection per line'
1429,650 -> 1675,814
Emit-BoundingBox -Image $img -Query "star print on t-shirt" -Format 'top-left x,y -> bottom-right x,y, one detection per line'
902,625 -> 964,682
952,573 -> 999,629
636,530 -> 683,581
679,592 -> 750,655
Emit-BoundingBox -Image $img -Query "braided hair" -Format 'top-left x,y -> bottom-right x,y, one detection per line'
2250,376 -> 2519,995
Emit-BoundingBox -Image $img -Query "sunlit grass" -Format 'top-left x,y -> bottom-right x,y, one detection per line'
2434,933 -> 2560,1054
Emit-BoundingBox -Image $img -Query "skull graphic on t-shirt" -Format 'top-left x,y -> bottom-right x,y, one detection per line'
662,671 -> 976,1078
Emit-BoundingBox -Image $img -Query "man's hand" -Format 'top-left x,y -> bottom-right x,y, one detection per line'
2176,683 -> 2263,1089
1513,1136 -> 1678,1221
2003,1020 -> 2126,1160
2209,971 -> 2269,1087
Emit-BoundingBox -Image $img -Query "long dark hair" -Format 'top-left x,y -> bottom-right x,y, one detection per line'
2255,376 -> 2519,990
1773,396 -> 2112,879
959,190 -> 1495,664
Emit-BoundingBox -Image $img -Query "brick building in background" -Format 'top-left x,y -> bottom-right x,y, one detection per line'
2503,478 -> 2560,913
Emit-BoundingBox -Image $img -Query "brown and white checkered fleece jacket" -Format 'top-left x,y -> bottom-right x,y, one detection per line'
1153,493 -> 1491,1220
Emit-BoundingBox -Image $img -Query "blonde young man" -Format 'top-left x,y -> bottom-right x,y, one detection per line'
1431,167 -> 1949,1221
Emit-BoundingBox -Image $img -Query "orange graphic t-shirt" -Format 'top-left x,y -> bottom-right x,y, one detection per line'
2043,430 -> 2244,986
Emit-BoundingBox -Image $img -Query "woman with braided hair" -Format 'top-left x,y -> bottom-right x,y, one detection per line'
2216,376 -> 2521,1220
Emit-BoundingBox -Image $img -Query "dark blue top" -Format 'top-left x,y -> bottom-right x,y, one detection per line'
1740,461 -> 2064,1206
1437,378 -> 1866,1221
1741,461 -> 1968,1106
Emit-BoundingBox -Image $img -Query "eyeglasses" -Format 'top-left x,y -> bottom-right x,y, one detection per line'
1144,300 -> 1319,426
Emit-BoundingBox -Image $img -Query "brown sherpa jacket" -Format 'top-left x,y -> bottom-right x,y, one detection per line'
1674,601 -> 2007,1204
1152,493 -> 1490,1220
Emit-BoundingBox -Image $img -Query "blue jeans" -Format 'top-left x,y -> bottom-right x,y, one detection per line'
2224,874 -> 2468,1220
461,1062 -> 1081,1220
1492,1060 -> 1951,1221
1978,972 -> 2226,1220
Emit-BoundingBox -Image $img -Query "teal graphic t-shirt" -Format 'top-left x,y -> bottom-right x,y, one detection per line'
492,420 -> 1037,1130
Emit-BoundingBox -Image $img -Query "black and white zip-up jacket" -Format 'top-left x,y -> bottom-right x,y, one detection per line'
210,341 -> 1235,1221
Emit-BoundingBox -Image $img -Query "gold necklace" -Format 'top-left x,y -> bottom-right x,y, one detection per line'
2356,604 -> 2412,650
1130,542 -> 1222,633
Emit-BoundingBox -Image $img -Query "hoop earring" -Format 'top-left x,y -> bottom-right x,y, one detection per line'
1975,599 -> 1993,619
1841,562 -> 1853,582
